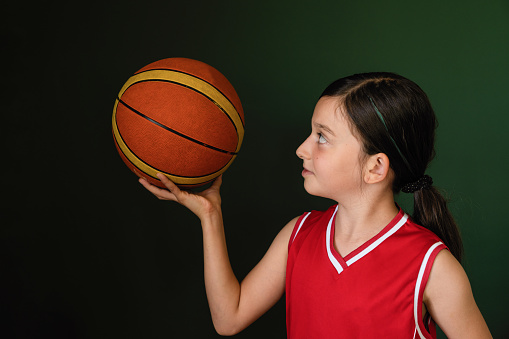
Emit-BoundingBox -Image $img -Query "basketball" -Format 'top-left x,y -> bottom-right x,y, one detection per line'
112,58 -> 245,188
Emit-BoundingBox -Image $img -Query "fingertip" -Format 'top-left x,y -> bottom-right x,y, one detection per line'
155,173 -> 179,192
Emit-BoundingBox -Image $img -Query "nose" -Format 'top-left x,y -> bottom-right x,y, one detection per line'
296,135 -> 312,160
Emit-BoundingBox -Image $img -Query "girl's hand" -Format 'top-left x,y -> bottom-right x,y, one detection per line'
139,173 -> 223,221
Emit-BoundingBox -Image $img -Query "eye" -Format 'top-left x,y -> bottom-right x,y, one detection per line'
318,133 -> 327,144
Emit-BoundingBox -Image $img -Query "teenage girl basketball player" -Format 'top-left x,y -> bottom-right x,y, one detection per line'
140,72 -> 491,338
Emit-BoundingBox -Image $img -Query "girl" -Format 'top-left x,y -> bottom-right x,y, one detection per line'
140,72 -> 491,338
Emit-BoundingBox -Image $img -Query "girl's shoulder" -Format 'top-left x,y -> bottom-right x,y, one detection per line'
296,204 -> 337,228
288,205 -> 338,246
303,204 -> 338,221
404,214 -> 447,245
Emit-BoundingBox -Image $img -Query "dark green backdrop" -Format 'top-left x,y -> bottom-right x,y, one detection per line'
3,0 -> 508,337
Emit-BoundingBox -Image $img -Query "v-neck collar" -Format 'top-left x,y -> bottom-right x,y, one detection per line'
326,205 -> 409,275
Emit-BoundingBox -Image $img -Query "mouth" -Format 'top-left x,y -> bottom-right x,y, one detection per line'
302,167 -> 313,176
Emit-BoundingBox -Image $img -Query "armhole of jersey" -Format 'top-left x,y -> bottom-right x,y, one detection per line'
413,242 -> 448,339
288,212 -> 311,250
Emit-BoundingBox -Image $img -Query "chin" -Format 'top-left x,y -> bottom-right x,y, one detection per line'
303,182 -> 325,198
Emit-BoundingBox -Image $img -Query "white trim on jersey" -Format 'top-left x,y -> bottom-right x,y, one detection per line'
324,207 -> 409,274
413,241 -> 443,339
292,212 -> 311,244
326,206 -> 343,274
346,213 -> 409,266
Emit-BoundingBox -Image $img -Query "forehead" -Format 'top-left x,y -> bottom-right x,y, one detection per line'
312,97 -> 350,129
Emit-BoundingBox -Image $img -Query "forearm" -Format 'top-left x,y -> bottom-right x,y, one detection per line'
200,211 -> 242,335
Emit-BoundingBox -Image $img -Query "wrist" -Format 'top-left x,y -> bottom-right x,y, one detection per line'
200,209 -> 224,230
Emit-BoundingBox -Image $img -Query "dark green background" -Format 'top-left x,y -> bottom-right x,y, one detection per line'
3,0 -> 508,337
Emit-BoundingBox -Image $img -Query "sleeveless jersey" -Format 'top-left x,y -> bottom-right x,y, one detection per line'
286,205 -> 447,339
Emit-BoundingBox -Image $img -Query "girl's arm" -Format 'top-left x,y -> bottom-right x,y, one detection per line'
140,174 -> 295,335
423,250 -> 492,338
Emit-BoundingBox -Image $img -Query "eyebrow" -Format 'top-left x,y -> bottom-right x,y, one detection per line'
313,122 -> 336,136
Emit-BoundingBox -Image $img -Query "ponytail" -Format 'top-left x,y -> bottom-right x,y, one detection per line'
412,187 -> 463,263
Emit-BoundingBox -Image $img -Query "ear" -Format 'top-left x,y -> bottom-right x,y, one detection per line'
363,153 -> 391,184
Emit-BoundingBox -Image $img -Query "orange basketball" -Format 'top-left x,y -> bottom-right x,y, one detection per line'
112,58 -> 245,188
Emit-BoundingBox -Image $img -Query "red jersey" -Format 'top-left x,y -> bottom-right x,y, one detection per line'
286,205 -> 446,338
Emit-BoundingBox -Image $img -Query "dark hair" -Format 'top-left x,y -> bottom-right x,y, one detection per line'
321,72 -> 463,262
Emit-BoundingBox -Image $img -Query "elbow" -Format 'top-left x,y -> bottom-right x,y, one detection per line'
215,329 -> 237,337
213,321 -> 243,336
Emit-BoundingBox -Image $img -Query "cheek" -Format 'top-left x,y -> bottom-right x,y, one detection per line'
325,152 -> 362,177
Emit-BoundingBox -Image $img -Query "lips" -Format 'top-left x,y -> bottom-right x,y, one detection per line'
302,167 -> 313,176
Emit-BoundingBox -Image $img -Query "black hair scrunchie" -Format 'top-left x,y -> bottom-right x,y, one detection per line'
402,175 -> 433,193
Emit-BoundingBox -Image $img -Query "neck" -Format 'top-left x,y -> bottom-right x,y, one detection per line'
334,191 -> 399,242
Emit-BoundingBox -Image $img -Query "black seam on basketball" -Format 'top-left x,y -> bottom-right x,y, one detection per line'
113,114 -> 230,179
125,78 -> 241,139
117,97 -> 237,156
135,68 -> 244,127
